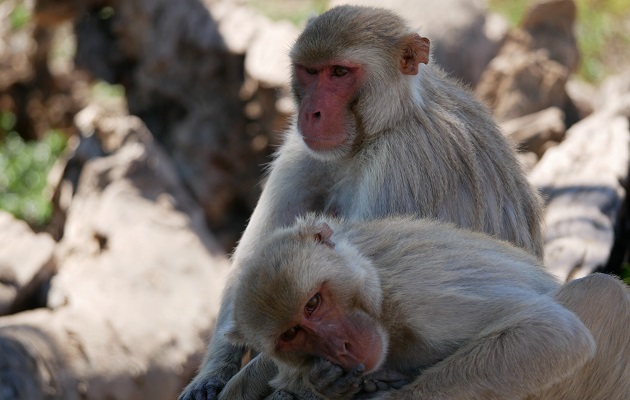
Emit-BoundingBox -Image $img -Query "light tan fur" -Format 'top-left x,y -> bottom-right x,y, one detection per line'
226,215 -> 629,400
180,5 -> 544,400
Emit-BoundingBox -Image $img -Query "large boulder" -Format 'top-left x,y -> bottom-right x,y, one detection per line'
476,30 -> 571,122
53,0 -> 269,250
500,106 -> 566,158
476,0 -> 580,123
0,109 -> 231,400
531,79 -> 630,281
521,0 -> 580,72
0,212 -> 56,316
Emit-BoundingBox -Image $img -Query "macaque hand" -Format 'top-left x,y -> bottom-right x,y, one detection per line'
178,374 -> 225,400
308,358 -> 365,400
355,369 -> 411,399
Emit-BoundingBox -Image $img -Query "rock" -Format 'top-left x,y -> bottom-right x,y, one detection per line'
476,30 -> 570,122
500,107 -> 566,157
0,0 -> 82,141
476,0 -> 582,124
210,2 -> 269,54
0,212 -> 56,316
330,0 -> 507,87
516,152 -> 539,174
208,1 -> 297,124
207,0 -> 299,173
597,72 -> 630,116
210,1 -> 299,88
69,0 -> 269,250
0,110 -> 231,400
530,106 -> 630,281
245,19 -> 298,88
522,0 -> 580,72
565,78 -> 596,120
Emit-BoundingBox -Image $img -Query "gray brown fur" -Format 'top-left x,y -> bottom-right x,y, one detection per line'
236,5 -> 544,264
226,215 -> 630,400
179,5 -> 544,400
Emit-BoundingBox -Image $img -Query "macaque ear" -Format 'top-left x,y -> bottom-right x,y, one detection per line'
299,221 -> 336,249
399,34 -> 430,75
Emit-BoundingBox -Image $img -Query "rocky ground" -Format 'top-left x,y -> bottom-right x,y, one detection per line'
0,0 -> 629,399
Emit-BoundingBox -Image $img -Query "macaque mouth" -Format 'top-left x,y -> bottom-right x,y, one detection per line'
302,134 -> 347,151
334,331 -> 384,373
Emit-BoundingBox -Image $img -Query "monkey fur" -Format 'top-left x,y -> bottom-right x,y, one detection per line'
179,5 -> 546,399
224,215 -> 630,400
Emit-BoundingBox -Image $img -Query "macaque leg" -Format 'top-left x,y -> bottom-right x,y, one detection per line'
537,273 -> 630,399
216,354 -> 277,400
392,300 -> 596,399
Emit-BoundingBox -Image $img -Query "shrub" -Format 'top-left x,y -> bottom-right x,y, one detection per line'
0,112 -> 67,226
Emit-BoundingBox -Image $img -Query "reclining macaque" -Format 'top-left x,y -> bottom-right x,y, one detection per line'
222,215 -> 630,400
179,5 -> 545,399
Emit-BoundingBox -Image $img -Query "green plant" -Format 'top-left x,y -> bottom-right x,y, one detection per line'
246,0 -> 328,25
9,2 -> 31,30
622,262 -> 630,285
0,112 -> 67,226
91,80 -> 125,99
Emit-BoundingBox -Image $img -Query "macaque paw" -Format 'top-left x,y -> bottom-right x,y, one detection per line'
178,377 -> 225,400
308,358 -> 364,399
354,369 -> 410,398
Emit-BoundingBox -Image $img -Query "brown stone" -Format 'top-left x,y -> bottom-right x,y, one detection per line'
0,111 -> 230,400
500,107 -> 566,157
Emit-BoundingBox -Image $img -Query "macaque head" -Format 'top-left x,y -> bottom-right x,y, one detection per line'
289,5 -> 430,160
227,217 -> 388,374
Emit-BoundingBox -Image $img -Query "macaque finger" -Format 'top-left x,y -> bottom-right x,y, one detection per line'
308,358 -> 344,386
308,360 -> 364,399
360,369 -> 411,392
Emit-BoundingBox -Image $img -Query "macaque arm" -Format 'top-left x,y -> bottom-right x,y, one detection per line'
380,298 -> 596,400
179,136 -> 330,400
178,286 -> 244,400
216,354 -> 278,400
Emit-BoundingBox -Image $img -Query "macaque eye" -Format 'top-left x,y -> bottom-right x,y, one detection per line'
305,67 -> 318,75
281,326 -> 300,342
305,293 -> 321,314
332,66 -> 349,77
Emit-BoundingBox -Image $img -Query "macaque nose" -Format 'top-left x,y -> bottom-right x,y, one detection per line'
304,110 -> 321,125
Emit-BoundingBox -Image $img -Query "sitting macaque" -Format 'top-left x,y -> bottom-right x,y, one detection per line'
223,215 -> 630,400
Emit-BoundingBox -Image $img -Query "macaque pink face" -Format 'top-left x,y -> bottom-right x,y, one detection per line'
294,62 -> 365,152
274,282 -> 385,372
